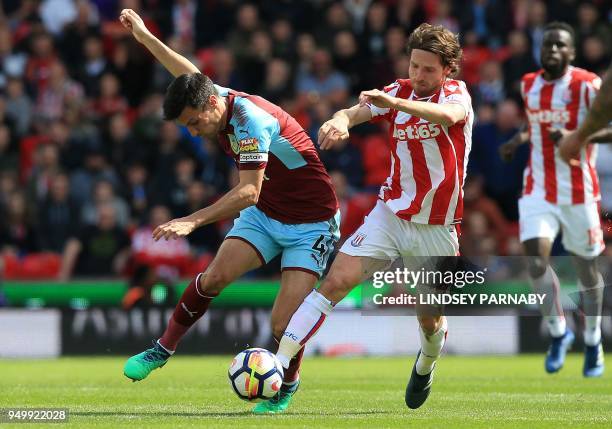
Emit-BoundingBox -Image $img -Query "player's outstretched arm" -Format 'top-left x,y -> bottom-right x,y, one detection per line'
318,104 -> 371,150
359,89 -> 465,126
585,126 -> 612,143
560,69 -> 612,162
119,8 -> 199,77
152,169 -> 265,241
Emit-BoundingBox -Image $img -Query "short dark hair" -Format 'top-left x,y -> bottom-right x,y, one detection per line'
162,73 -> 218,121
543,21 -> 576,44
407,23 -> 463,77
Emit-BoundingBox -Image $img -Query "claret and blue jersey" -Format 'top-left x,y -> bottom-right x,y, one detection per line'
215,85 -> 337,224
213,85 -> 339,277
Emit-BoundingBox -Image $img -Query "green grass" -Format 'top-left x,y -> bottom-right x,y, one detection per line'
0,355 -> 611,428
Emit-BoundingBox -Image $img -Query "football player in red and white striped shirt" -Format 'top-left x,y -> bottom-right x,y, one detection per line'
275,24 -> 472,409
500,22 -> 605,377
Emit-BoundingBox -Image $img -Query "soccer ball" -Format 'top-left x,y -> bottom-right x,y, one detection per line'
228,348 -> 284,402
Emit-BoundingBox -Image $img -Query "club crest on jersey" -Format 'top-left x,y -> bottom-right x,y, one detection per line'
351,233 -> 366,247
228,134 -> 240,154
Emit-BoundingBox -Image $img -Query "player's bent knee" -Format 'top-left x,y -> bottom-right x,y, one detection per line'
527,258 -> 548,279
418,315 -> 442,335
319,274 -> 357,303
201,270 -> 232,295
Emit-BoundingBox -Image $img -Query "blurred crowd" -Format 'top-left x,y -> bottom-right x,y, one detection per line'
0,0 -> 611,280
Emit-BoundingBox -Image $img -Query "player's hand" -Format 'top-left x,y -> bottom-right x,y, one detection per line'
152,216 -> 198,241
119,8 -> 151,44
359,89 -> 396,109
498,140 -> 519,162
549,127 -> 571,144
318,117 -> 349,150
558,130 -> 584,166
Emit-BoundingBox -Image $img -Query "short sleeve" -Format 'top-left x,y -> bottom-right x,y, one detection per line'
441,81 -> 470,122
585,76 -> 601,107
230,98 -> 277,170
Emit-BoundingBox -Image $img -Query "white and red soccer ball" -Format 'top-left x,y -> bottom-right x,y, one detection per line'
228,348 -> 284,402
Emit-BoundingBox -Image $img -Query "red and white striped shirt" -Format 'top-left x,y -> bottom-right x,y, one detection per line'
521,66 -> 601,205
369,79 -> 473,225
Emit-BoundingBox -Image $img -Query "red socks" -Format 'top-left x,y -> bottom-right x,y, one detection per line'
159,274 -> 216,351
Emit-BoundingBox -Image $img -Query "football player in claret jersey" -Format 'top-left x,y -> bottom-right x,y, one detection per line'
118,9 -> 340,414
275,23 -> 473,409
499,22 -> 605,377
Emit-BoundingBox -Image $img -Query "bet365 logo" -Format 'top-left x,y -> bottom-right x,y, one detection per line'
393,123 -> 441,141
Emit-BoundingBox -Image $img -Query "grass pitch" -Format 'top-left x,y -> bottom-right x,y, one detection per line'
1,355 -> 611,428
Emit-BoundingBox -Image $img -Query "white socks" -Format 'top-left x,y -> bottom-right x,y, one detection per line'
416,317 -> 448,375
529,265 -> 566,338
580,274 -> 604,346
276,289 -> 333,368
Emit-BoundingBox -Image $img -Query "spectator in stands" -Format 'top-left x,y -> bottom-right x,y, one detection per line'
0,191 -> 39,256
131,204 -> 191,279
333,31 -> 366,96
243,30 -> 274,93
227,3 -> 261,65
59,202 -> 131,280
78,35 -> 109,97
475,60 -> 505,105
576,2 -> 612,52
502,31 -> 538,102
461,175 -> 512,255
270,18 -> 295,62
25,32 -> 58,96
176,181 -> 222,254
123,162 -> 150,224
0,124 -> 17,175
26,142 -> 62,205
577,36 -> 611,76
330,170 -> 376,243
69,147 -> 120,206
34,61 -> 84,122
316,3 -> 351,50
526,1 -> 548,66
394,0 -> 427,35
260,58 -> 294,106
0,23 -> 27,84
361,1 -> 389,60
471,100 -> 528,220
57,0 -> 101,73
38,172 -> 79,253
81,179 -> 130,228
296,49 -> 349,110
89,72 -> 128,119
210,46 -> 245,92
104,113 -> 145,173
5,78 -> 32,137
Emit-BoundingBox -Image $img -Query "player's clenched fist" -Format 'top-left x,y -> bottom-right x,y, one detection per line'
359,89 -> 396,109
119,9 -> 151,44
153,216 -> 197,241
318,117 -> 349,150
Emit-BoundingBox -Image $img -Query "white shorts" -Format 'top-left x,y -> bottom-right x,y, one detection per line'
518,195 -> 604,258
340,200 -> 460,259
